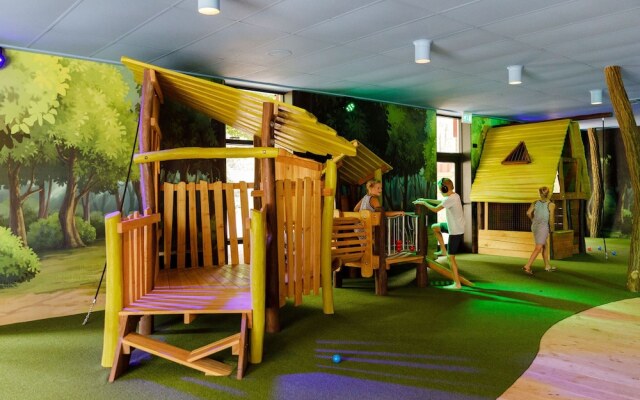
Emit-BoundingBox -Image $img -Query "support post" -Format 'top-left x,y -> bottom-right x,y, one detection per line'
260,102 -> 280,332
101,212 -> 123,368
320,160 -> 337,314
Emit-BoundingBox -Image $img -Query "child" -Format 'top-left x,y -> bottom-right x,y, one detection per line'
354,179 -> 382,211
522,186 -> 556,275
413,178 -> 465,289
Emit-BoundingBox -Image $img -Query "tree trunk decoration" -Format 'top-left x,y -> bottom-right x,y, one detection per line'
587,128 -> 603,237
604,65 -> 640,292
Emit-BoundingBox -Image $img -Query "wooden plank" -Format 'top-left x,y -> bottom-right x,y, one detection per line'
176,182 -> 187,268
188,182 -> 198,267
294,178 -> 304,305
163,182 -> 174,269
236,313 -> 248,379
213,181 -> 226,265
123,333 -> 233,376
275,180 -> 287,305
239,182 -> 250,264
479,247 -> 531,259
187,333 -> 241,362
425,258 -> 474,287
225,183 -> 239,265
118,213 -> 161,233
284,179 -> 295,300
199,181 -> 213,267
303,177 -> 312,295
312,178 -> 322,295
123,229 -> 132,306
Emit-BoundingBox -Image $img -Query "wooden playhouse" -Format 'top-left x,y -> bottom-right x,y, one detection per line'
102,57 -> 357,381
470,119 -> 591,259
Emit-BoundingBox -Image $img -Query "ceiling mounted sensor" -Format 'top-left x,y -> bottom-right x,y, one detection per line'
507,65 -> 522,85
198,0 -> 220,15
413,39 -> 431,64
590,89 -> 603,105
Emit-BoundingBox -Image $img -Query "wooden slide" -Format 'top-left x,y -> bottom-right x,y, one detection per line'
425,257 -> 474,287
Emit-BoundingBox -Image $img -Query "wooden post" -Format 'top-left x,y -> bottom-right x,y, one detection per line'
415,206 -> 428,287
101,212 -> 123,368
320,160 -> 336,314
138,70 -> 156,336
604,65 -> 640,292
260,102 -> 280,332
249,209 -> 266,363
375,211 -> 388,296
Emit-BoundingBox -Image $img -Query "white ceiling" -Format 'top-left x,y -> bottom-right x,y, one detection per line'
2,0 -> 640,128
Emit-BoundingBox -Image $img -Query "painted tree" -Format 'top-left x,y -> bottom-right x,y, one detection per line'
48,60 -> 137,248
0,50 -> 69,243
604,66 -> 640,292
384,104 -> 427,210
586,128 -> 604,237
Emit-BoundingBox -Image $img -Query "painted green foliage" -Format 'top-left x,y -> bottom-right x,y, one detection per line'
0,49 -> 139,250
0,50 -> 70,149
292,92 -> 435,211
470,116 -> 510,180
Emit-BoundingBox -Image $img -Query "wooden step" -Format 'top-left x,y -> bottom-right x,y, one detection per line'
188,333 -> 240,362
123,333 -> 233,376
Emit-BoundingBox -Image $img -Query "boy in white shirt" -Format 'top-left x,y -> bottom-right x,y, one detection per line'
413,178 -> 465,289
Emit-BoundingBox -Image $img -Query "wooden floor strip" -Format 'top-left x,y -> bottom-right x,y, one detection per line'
499,297 -> 640,399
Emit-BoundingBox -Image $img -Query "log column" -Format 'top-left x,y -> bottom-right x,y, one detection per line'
261,102 -> 281,331
604,66 -> 640,292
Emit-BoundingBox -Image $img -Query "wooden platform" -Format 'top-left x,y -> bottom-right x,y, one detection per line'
499,297 -> 640,399
122,264 -> 252,315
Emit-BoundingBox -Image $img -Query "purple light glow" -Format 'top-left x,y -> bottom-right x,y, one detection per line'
275,372 -> 486,400
315,354 -> 477,373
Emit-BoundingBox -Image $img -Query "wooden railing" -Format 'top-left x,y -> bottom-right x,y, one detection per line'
118,209 -> 161,307
161,181 -> 261,269
275,177 -> 323,306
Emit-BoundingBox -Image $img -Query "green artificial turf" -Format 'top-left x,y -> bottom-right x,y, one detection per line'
0,238 -> 636,400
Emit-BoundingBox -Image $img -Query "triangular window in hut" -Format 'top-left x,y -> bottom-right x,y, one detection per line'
502,141 -> 532,164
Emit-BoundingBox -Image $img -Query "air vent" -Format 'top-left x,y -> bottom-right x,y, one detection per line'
502,141 -> 531,165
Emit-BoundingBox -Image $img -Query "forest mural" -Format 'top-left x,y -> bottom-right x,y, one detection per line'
0,49 -> 140,325
291,91 -> 437,212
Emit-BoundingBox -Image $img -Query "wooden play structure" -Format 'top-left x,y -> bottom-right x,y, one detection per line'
470,119 -> 591,259
102,57 -> 357,380
329,141 -> 431,295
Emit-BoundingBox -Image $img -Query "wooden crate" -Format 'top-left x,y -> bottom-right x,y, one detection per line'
551,230 -> 574,259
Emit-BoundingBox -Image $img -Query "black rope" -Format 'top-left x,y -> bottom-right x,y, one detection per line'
82,116 -> 140,325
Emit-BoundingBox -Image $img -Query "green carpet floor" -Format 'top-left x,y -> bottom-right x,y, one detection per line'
1,238 -> 636,400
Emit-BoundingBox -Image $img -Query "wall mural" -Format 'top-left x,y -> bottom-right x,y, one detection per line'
0,49 -> 140,325
291,91 -> 436,212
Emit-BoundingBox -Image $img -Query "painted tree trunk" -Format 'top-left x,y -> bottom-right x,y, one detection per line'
82,192 -> 90,221
59,150 -> 85,248
7,159 -> 27,245
587,128 -> 603,237
604,65 -> 640,292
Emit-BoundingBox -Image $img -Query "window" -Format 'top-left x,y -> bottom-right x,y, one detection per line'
436,115 -> 461,153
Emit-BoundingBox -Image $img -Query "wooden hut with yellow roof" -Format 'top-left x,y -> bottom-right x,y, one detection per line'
470,119 -> 591,260
103,57 -> 358,382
